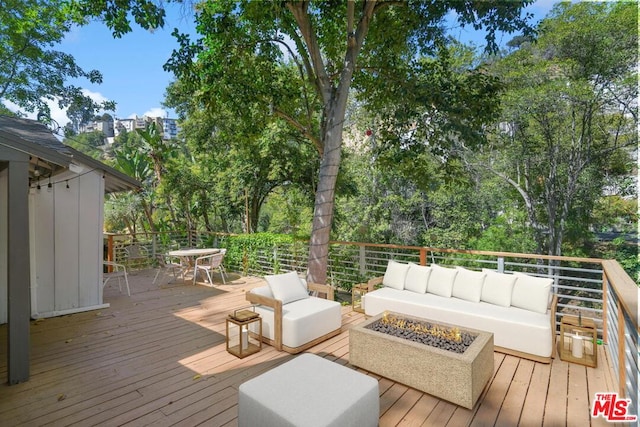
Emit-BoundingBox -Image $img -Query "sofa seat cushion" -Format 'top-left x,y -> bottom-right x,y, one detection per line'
363,287 -> 553,358
254,296 -> 342,349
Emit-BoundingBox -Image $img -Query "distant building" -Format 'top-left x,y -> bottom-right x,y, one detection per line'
76,115 -> 184,142
78,119 -> 115,138
162,118 -> 179,140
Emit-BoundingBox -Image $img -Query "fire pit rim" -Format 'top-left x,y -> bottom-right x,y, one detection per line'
354,311 -> 492,363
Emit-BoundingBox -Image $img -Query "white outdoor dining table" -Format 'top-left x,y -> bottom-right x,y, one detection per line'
166,248 -> 221,280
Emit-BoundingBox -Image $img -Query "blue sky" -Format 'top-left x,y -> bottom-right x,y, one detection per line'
42,0 -> 555,127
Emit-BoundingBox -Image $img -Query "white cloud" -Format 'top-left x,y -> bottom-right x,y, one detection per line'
144,107 -> 168,118
126,108 -> 167,119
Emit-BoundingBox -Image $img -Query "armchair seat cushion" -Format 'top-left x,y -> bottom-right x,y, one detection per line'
252,286 -> 342,349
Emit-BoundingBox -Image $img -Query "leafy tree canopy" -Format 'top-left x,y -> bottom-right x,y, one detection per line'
75,0 -> 533,282
0,0 -> 114,123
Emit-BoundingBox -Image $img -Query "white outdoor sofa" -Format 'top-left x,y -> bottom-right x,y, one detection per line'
246,271 -> 342,354
363,261 -> 558,363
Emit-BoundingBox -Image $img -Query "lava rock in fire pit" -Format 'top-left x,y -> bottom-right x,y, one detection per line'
365,317 -> 476,354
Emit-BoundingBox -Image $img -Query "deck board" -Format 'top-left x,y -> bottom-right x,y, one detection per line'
0,269 -> 621,426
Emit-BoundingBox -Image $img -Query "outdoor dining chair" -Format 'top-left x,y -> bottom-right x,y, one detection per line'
124,244 -> 149,270
103,261 -> 131,296
193,249 -> 227,285
153,253 -> 186,285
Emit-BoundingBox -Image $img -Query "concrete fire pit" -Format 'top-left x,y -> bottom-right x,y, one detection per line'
349,312 -> 494,409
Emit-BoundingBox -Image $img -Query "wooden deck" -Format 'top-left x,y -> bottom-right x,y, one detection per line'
0,269 -> 623,426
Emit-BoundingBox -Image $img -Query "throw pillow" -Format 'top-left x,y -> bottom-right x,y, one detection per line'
265,271 -> 309,305
480,269 -> 517,307
382,260 -> 410,290
511,272 -> 553,314
452,267 -> 486,302
404,264 -> 431,293
250,285 -> 274,299
427,264 -> 458,297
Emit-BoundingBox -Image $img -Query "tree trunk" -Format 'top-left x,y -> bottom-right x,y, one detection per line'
139,197 -> 157,233
287,0 -> 375,284
307,126 -> 343,284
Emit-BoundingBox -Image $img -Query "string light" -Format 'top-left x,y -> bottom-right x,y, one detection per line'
28,168 -> 98,190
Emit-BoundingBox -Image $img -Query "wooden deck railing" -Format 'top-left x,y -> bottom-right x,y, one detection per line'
104,230 -> 639,415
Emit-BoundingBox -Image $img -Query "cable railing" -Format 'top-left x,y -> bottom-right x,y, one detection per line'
104,230 -> 638,413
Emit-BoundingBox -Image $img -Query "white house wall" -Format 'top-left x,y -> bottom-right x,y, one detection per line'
78,172 -> 102,307
53,174 -> 81,311
30,168 -> 107,319
32,183 -> 55,315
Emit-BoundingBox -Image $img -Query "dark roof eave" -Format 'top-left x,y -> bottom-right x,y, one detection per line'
0,128 -> 71,167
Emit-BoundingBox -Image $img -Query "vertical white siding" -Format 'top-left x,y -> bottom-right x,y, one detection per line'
30,168 -> 106,318
54,177 -> 79,311
78,172 -> 101,307
33,185 -> 55,315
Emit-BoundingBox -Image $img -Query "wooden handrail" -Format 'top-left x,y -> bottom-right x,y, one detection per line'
602,259 -> 638,331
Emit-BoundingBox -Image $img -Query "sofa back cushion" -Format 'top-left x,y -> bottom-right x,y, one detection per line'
383,260 -> 410,290
404,264 -> 432,293
452,267 -> 486,302
481,269 -> 517,307
511,272 -> 553,314
265,271 -> 309,305
427,264 -> 458,297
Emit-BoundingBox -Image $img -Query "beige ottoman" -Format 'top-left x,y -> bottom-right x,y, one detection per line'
238,353 -> 379,427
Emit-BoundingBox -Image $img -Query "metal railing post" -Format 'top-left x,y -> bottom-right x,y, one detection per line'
359,245 -> 366,277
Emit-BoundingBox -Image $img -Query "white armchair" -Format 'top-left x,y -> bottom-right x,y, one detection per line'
245,271 -> 342,354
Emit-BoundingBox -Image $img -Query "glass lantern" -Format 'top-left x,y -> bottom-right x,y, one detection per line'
352,284 -> 369,314
226,307 -> 262,359
559,314 -> 597,368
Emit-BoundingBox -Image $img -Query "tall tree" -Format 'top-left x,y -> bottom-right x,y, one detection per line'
482,2 -> 638,256
166,78 -> 319,233
0,0 -> 114,124
76,0 -> 531,283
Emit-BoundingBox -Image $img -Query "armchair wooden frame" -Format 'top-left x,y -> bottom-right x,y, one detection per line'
245,283 -> 341,354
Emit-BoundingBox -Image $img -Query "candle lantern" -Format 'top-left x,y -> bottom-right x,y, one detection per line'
559,314 -> 597,368
352,283 -> 369,314
226,307 -> 262,358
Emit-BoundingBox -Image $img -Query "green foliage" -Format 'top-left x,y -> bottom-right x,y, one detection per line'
79,0 -> 533,282
63,131 -> 106,160
166,77 -> 318,234
0,0 -> 114,120
470,211 -> 536,254
596,238 -> 640,285
592,196 -> 638,234
260,187 -> 313,238
482,1 -> 637,256
223,233 -> 297,275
